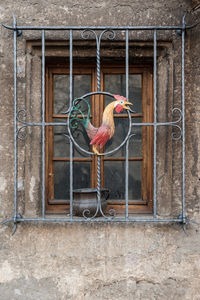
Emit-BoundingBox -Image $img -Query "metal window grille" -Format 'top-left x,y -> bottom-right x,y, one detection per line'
1,13 -> 198,233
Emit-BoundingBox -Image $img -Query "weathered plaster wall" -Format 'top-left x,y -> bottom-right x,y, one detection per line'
0,1 -> 200,299
0,224 -> 200,300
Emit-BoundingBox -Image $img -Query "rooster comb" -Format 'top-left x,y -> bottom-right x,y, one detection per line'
114,94 -> 127,102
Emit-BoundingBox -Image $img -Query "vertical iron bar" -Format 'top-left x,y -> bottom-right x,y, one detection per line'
13,19 -> 18,222
69,29 -> 73,219
125,30 -> 129,100
125,30 -> 129,219
96,39 -> 101,91
153,29 -> 157,219
41,30 -> 45,218
97,155 -> 101,212
96,33 -> 101,210
125,141 -> 129,219
70,140 -> 73,219
181,28 -> 186,223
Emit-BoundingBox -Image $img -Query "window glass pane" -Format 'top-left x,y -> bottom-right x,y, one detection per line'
104,161 -> 124,200
104,118 -> 142,157
129,161 -> 142,200
53,121 -> 69,157
104,118 -> 129,157
73,75 -> 91,99
54,74 -> 91,114
73,125 -> 91,157
104,74 -> 142,113
54,75 -> 69,114
54,161 -> 91,200
73,162 -> 91,190
130,118 -> 142,157
129,75 -> 142,113
54,161 -> 70,199
104,161 -> 142,201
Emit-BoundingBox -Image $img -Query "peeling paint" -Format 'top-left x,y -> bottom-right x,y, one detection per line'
18,181 -> 24,191
0,177 -> 7,192
29,176 -> 36,202
0,261 -> 15,283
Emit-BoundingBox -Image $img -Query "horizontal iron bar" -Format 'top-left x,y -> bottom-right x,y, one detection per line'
17,121 -> 180,127
132,121 -> 180,126
1,217 -> 187,224
18,122 -> 68,126
1,24 -> 194,31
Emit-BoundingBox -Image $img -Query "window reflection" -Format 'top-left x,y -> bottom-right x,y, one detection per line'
54,74 -> 91,114
104,161 -> 142,201
54,161 -> 91,200
104,74 -> 142,113
53,72 -> 143,203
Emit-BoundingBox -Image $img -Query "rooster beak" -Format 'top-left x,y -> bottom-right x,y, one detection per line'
123,101 -> 133,110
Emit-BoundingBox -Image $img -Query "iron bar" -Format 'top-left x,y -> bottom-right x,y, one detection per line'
69,30 -> 73,109
41,30 -> 46,218
2,24 -> 195,31
69,29 -> 73,220
153,29 -> 157,219
16,120 -> 181,127
125,29 -> 129,101
97,155 -> 101,214
16,120 -> 180,126
17,122 -> 68,126
2,217 -> 188,223
131,122 -> 180,126
125,139 -> 129,219
125,29 -> 129,219
69,140 -> 73,219
83,91 -> 113,98
182,27 -> 186,223
96,36 -> 101,91
81,30 -> 102,91
13,16 -> 18,223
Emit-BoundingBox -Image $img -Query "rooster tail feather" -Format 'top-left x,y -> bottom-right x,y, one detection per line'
69,97 -> 90,130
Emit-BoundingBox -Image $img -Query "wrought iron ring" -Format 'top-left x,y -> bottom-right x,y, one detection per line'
67,91 -> 132,156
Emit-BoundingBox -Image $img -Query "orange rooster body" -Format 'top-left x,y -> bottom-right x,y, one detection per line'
85,95 -> 132,155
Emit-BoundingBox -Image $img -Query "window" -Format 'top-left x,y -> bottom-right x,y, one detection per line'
45,62 -> 153,214
1,18 -> 190,228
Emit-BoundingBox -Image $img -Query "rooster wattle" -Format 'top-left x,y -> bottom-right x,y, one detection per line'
70,95 -> 132,155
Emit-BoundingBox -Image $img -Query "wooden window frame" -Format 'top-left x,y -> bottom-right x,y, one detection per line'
45,62 -> 153,214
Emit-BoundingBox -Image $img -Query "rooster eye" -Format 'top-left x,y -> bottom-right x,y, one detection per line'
120,100 -> 124,105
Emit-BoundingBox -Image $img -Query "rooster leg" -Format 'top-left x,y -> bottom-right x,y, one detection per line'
92,145 -> 102,156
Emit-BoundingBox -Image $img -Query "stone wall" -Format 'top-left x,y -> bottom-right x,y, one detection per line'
0,1 -> 200,299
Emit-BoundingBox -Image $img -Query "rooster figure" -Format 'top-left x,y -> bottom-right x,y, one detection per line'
69,95 -> 132,155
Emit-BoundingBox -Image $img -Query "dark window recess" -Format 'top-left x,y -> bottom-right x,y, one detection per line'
46,65 -> 153,214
